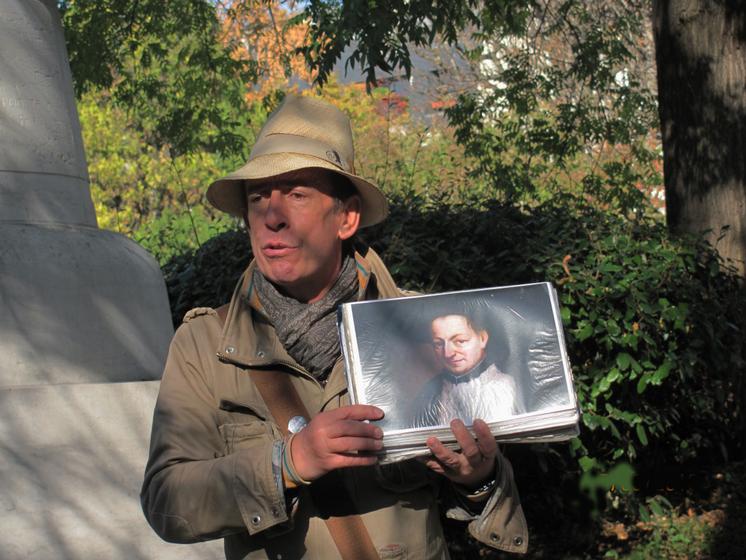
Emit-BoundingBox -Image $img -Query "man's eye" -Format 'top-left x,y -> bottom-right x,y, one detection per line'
289,190 -> 306,200
247,191 -> 268,204
454,339 -> 468,346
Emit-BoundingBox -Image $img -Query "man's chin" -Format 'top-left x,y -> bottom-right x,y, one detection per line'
267,276 -> 301,295
258,261 -> 300,286
258,268 -> 301,295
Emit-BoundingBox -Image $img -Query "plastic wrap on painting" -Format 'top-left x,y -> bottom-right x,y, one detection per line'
339,282 -> 579,463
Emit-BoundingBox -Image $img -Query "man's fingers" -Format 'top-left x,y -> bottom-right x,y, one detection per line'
473,419 -> 498,458
423,459 -> 446,475
450,420 -> 481,464
427,437 -> 464,471
332,454 -> 379,469
330,404 -> 384,422
451,418 -> 498,462
421,421 -> 499,487
326,420 -> 383,440
328,436 -> 384,454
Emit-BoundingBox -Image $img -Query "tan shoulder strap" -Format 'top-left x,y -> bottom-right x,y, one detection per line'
251,370 -> 379,560
215,304 -> 379,560
250,369 -> 311,432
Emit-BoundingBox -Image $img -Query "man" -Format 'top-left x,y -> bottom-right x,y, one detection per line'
413,312 -> 526,428
141,95 -> 528,559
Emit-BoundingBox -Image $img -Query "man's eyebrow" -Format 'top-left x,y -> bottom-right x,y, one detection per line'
250,181 -> 319,192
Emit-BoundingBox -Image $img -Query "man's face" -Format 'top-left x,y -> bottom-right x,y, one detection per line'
246,170 -> 360,303
431,315 -> 488,375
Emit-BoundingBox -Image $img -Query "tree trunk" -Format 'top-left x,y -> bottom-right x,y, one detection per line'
653,0 -> 746,276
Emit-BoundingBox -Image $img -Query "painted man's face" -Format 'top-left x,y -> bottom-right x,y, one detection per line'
431,315 -> 488,375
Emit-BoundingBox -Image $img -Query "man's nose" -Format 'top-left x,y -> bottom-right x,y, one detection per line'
444,341 -> 456,357
264,190 -> 288,231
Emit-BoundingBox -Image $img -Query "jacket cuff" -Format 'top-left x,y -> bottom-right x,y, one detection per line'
466,452 -> 528,553
232,443 -> 290,535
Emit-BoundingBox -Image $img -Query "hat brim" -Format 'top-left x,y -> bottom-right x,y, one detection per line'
206,153 -> 388,228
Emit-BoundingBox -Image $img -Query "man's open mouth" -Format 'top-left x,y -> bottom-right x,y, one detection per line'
262,243 -> 297,257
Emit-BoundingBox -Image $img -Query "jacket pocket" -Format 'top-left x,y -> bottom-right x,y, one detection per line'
219,398 -> 267,419
219,421 -> 277,454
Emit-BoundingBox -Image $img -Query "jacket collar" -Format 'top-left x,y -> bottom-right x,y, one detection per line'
216,244 -> 399,400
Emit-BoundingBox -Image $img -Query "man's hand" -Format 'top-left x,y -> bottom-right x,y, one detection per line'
422,418 -> 497,489
290,405 -> 384,482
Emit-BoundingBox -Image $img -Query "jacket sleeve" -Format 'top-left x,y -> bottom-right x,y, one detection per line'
443,450 -> 528,554
140,318 -> 288,543
374,449 -> 528,554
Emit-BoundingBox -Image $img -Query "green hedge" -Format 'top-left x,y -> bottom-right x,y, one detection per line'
163,193 -> 745,499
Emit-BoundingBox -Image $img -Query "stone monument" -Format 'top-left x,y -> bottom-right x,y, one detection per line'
0,1 -> 221,557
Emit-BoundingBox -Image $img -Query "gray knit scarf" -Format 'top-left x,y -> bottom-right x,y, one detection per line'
252,255 -> 359,381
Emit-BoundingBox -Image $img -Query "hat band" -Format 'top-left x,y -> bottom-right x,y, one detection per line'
250,133 -> 352,173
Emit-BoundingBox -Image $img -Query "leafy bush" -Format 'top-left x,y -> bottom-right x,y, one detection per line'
163,192 -> 745,481
134,207 -> 235,266
79,88 -> 250,243
615,513 -> 717,560
163,229 -> 252,324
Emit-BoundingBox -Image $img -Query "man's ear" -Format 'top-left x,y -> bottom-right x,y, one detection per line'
338,195 -> 361,240
479,329 -> 489,348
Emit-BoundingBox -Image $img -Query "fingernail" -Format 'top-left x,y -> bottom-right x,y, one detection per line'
375,428 -> 383,438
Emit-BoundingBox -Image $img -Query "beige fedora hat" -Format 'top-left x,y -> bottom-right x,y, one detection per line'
207,94 -> 388,228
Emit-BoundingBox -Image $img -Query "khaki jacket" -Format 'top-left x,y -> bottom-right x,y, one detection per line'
141,246 -> 528,559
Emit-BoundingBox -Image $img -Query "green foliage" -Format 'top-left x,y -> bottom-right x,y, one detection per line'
305,79 -> 474,197
444,88 -> 659,209
61,0 -> 256,156
301,0 -> 661,210
134,208 -> 236,266
557,221 -> 744,470
78,89 -> 245,262
580,462 -> 636,514
444,2 -> 660,209
616,513 -> 717,560
163,229 -> 252,325
299,0 -> 533,87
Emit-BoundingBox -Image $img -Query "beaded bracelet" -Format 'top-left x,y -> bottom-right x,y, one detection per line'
455,477 -> 496,502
